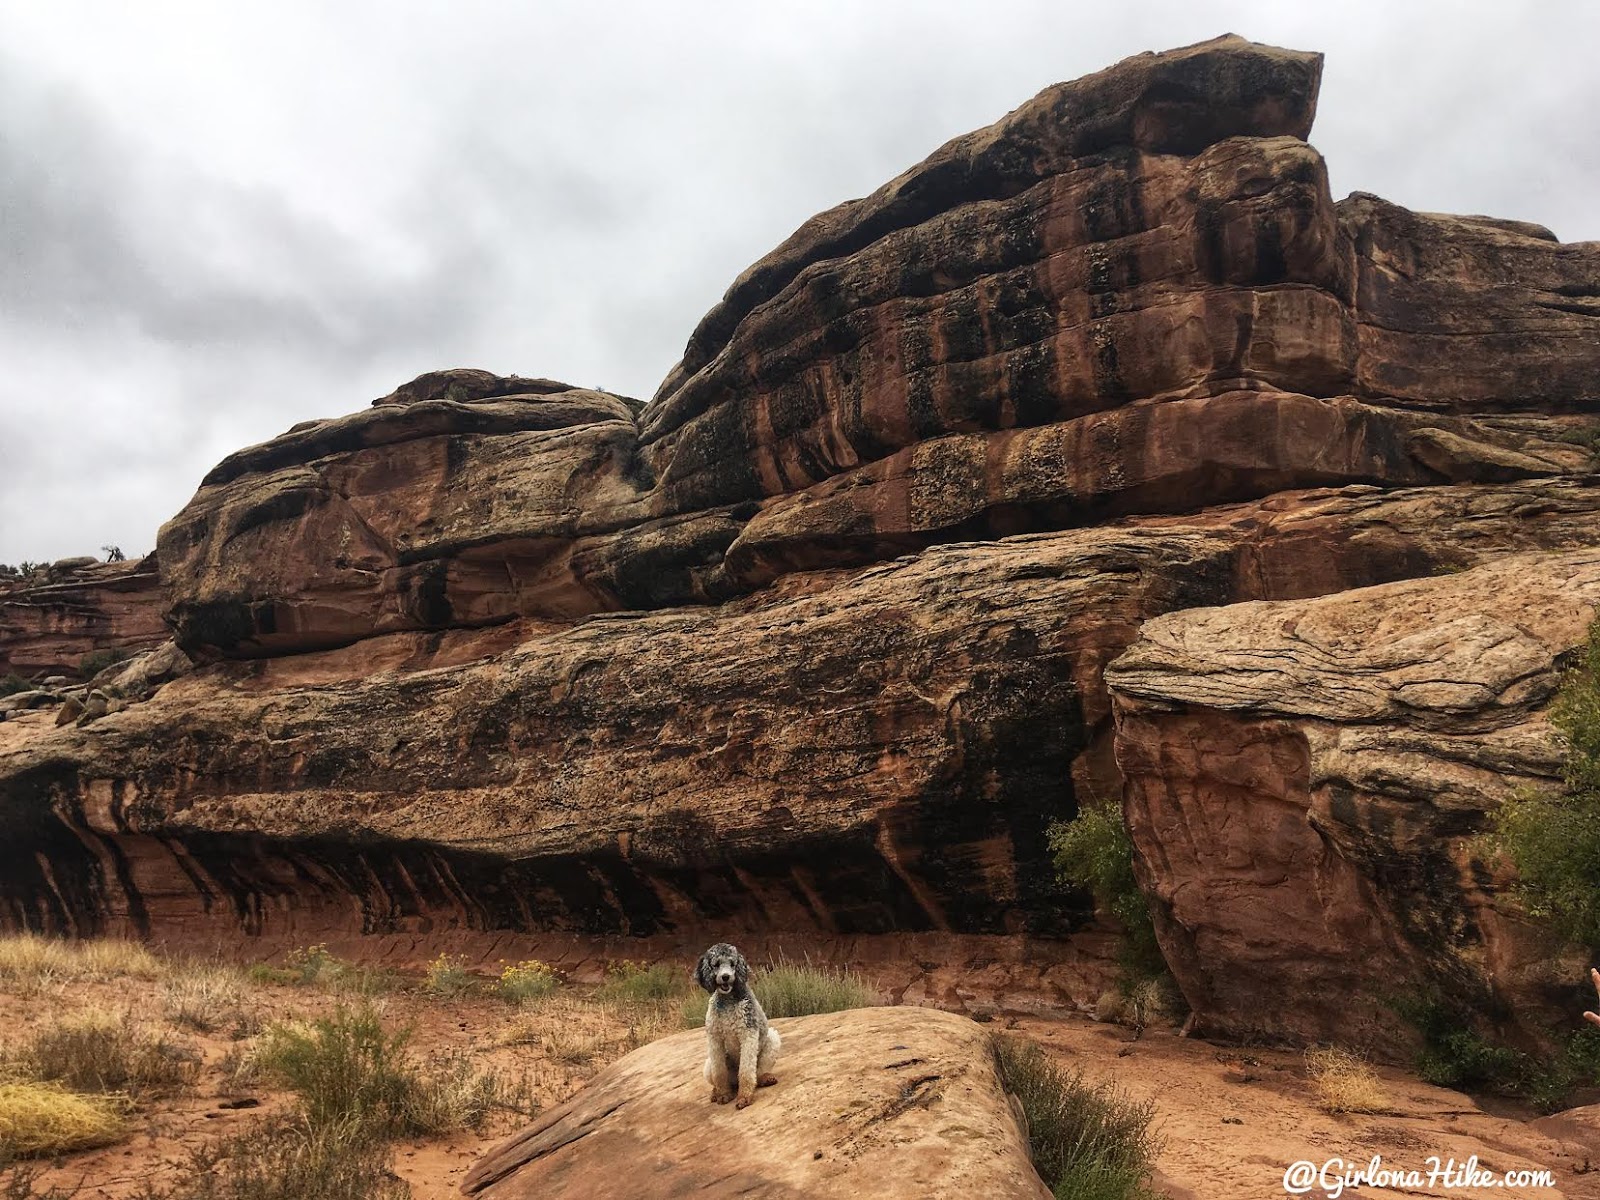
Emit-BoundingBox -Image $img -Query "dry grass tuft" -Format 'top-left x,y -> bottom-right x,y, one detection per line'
162,964 -> 253,1033
134,1116 -> 409,1200
9,1008 -> 198,1099
750,961 -> 873,1019
406,1051 -> 529,1135
0,933 -> 162,989
593,960 -> 685,1005
0,1080 -> 128,1155
1305,1046 -> 1388,1114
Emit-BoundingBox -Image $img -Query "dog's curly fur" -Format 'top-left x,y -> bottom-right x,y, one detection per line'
695,943 -> 780,1108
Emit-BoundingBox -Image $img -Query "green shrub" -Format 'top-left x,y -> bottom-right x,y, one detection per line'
252,1003 -> 515,1142
1391,992 -> 1523,1092
681,960 -> 874,1026
253,1005 -> 417,1138
422,953 -> 474,999
0,673 -> 30,697
755,961 -> 874,1018
1492,615 -> 1600,950
594,960 -> 686,1005
993,1036 -> 1161,1200
496,959 -> 559,1004
1391,990 -> 1599,1110
1047,807 -> 1166,982
78,648 -> 129,680
265,944 -> 393,993
1524,1026 -> 1600,1114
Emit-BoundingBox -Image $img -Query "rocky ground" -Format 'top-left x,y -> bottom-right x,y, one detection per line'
3,941 -> 1595,1199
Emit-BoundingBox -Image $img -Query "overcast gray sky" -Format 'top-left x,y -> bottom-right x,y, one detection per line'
1,1 -> 1595,564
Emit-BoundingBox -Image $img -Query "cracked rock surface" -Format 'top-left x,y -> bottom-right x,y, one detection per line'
463,1007 -> 1047,1200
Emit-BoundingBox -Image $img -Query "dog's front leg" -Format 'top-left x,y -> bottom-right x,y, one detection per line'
706,1044 -> 734,1104
735,1032 -> 760,1108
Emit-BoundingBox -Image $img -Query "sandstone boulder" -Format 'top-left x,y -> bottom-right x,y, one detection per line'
1106,549 -> 1600,1047
463,1007 -> 1048,1200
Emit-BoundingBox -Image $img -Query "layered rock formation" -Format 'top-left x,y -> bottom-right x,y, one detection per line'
1109,551 -> 1600,1045
2,35 -> 1598,1044
0,557 -> 168,679
463,1007 -> 1049,1200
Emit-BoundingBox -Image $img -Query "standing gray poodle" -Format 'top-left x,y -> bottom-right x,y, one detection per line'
695,943 -> 781,1108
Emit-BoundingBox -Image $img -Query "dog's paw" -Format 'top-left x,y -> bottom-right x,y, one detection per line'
757,1074 -> 778,1088
711,1089 -> 735,1105
735,1093 -> 754,1109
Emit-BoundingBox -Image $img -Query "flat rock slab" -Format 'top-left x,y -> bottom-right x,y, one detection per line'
462,1006 -> 1048,1199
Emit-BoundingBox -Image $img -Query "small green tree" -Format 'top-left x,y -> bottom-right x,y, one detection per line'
1048,805 -> 1165,981
1493,615 -> 1600,950
100,545 -> 125,563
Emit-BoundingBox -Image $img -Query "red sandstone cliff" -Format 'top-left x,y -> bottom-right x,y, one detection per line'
2,35 -> 1598,1045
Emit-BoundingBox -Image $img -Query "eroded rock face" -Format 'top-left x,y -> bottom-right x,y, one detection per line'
0,557 -> 168,678
7,481 -> 1600,963
158,383 -> 654,658
1106,550 -> 1600,1047
463,1007 -> 1049,1200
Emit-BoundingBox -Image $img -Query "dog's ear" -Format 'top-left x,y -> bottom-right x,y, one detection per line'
694,950 -> 715,993
733,948 -> 750,985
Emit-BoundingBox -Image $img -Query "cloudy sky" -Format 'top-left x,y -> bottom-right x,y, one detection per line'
1,1 -> 1595,564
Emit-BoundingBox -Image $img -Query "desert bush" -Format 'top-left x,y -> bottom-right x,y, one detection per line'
0,1081 -> 128,1156
1491,615 -> 1600,950
10,1009 -> 196,1099
403,1052 -> 522,1135
1,1152 -> 88,1199
253,1003 -> 516,1142
245,963 -> 298,987
754,961 -> 873,1018
0,673 -> 30,698
1392,991 -> 1598,1110
282,944 -> 341,986
594,960 -> 685,1005
78,649 -> 129,679
253,1006 -> 415,1138
1524,1027 -> 1600,1113
496,960 -> 559,1004
0,933 -> 162,986
254,944 -> 392,994
993,1036 -> 1160,1200
1048,807 -> 1166,983
1304,1047 -> 1387,1114
1391,992 -> 1523,1091
421,953 -> 473,999
130,1116 -> 408,1200
683,959 -> 873,1026
162,965 -> 251,1033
